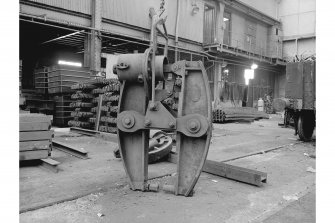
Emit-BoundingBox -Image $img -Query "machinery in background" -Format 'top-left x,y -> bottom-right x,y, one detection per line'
274,61 -> 316,141
113,6 -> 212,196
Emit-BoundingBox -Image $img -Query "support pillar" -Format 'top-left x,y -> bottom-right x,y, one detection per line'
90,0 -> 102,74
83,35 -> 91,68
213,62 -> 222,106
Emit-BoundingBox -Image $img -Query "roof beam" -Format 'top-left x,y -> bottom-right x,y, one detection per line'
41,30 -> 84,45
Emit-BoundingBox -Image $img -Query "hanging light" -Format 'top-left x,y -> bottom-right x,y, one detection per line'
58,60 -> 82,67
251,63 -> 258,70
244,69 -> 254,85
192,2 -> 200,15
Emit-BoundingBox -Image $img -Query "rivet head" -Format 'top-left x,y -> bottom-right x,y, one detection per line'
124,118 -> 131,125
144,119 -> 151,126
149,102 -> 157,111
189,121 -> 197,130
186,119 -> 200,133
168,121 -> 175,128
122,115 -> 135,129
138,74 -> 144,83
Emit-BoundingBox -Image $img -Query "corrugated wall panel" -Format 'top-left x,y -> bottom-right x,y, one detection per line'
102,0 -> 202,43
230,13 -> 245,50
102,0 -> 167,31
29,0 -> 92,15
256,23 -> 268,56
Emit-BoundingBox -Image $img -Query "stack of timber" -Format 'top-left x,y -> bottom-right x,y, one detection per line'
19,114 -> 53,161
213,107 -> 269,123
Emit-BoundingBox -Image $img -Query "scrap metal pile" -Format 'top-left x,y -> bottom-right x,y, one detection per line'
287,54 -> 316,63
212,107 -> 269,123
68,78 -> 120,132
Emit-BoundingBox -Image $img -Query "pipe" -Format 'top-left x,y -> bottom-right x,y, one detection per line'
175,0 -> 181,61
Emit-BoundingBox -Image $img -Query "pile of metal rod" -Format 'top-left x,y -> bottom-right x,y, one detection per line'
68,82 -> 96,129
69,78 -> 120,133
212,107 -> 269,123
92,80 -> 120,134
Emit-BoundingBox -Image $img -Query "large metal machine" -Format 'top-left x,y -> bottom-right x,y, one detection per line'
113,6 -> 212,196
274,61 -> 316,141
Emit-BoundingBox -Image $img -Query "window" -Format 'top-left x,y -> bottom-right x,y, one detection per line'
245,20 -> 256,51
203,4 -> 216,45
223,11 -> 231,45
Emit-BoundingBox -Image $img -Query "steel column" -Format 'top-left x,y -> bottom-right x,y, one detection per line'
90,0 -> 102,73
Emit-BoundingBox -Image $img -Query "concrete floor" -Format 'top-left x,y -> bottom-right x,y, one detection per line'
19,114 -> 316,223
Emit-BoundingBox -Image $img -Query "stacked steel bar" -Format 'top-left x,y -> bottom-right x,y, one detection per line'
212,107 -> 269,123
212,109 -> 225,123
91,79 -> 120,133
19,114 -> 53,161
68,78 -> 120,132
48,65 -> 92,126
68,83 -> 95,129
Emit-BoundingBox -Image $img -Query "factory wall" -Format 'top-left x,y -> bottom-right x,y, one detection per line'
30,0 -> 92,14
226,8 -> 279,58
239,0 -> 278,18
103,0 -> 205,43
28,0 -> 206,43
279,0 -> 316,59
25,0 -> 280,54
